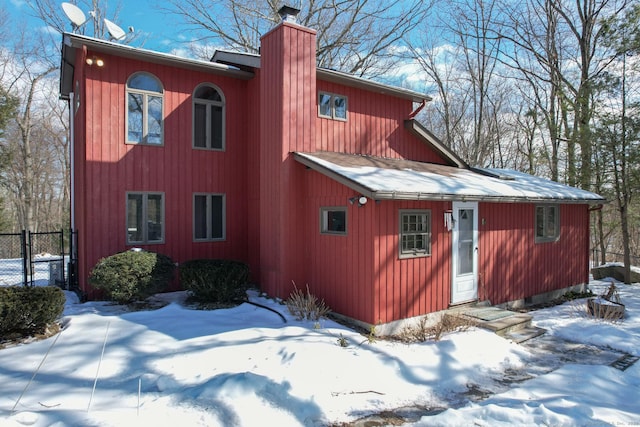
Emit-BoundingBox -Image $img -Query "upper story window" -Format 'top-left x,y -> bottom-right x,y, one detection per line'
535,205 -> 560,242
318,92 -> 347,121
399,210 -> 431,258
126,72 -> 164,145
193,84 -> 225,150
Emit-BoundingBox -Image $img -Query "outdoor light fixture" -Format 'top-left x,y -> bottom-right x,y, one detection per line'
86,56 -> 104,67
349,196 -> 368,207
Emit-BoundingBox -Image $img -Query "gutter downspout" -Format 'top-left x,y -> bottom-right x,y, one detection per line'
69,92 -> 75,232
408,99 -> 426,119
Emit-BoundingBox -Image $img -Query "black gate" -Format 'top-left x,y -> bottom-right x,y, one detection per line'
0,230 -> 78,289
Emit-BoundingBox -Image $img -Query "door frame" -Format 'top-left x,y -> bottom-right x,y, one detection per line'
451,201 -> 478,304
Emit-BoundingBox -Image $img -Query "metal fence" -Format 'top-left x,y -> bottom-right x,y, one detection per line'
0,230 -> 78,289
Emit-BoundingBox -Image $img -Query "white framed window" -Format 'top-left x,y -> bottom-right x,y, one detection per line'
126,72 -> 164,145
193,84 -> 225,150
320,207 -> 347,235
400,210 -> 431,258
318,92 -> 347,121
535,205 -> 560,242
194,193 -> 226,241
127,192 -> 164,244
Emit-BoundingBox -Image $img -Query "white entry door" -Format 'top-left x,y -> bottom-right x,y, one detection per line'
451,201 -> 478,304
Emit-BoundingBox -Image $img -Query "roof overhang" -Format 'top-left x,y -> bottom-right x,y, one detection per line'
60,33 -> 254,99
294,152 -> 607,205
210,49 -> 430,103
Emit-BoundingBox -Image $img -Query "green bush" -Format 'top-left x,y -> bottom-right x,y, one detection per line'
89,249 -> 175,303
180,259 -> 250,303
0,286 -> 65,338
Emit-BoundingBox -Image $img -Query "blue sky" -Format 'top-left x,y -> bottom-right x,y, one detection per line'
6,0 -> 181,53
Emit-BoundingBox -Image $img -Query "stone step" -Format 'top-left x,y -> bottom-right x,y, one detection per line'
503,326 -> 547,344
455,306 -> 546,342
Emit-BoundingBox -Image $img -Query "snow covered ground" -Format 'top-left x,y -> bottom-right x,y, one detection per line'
0,278 -> 638,426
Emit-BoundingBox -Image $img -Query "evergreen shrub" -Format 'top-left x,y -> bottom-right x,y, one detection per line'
89,249 -> 175,303
180,259 -> 250,303
0,286 -> 65,338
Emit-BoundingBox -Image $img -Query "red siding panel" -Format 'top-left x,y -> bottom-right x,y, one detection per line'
315,80 -> 446,164
77,50 -> 254,296
479,203 -> 590,305
259,22 -> 317,298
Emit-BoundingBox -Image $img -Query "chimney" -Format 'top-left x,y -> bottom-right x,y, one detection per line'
278,5 -> 300,23
259,5 -> 317,298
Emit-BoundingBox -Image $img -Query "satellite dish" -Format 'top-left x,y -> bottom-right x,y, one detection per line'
61,2 -> 91,32
104,18 -> 126,41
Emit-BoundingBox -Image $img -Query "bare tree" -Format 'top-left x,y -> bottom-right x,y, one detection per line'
163,0 -> 431,77
498,0 -> 630,189
0,23 -> 63,233
413,0 -> 508,167
592,4 -> 640,282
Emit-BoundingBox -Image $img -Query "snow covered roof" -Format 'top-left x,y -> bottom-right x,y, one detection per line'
294,152 -> 606,204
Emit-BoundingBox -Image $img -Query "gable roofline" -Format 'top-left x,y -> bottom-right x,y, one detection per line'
60,33 -> 254,99
404,119 -> 468,168
211,49 -> 431,103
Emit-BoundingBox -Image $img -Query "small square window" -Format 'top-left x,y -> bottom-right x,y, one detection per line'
535,205 -> 560,242
320,207 -> 347,235
318,92 -> 347,121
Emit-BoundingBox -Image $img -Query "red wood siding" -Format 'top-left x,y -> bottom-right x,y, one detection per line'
316,80 -> 447,164
478,203 -> 590,305
77,50 -> 254,296
373,200 -> 451,324
298,171 -> 591,324
300,166 -> 453,324
259,22 -> 317,298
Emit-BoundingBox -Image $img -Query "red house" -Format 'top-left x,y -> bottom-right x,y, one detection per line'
60,8 -> 604,333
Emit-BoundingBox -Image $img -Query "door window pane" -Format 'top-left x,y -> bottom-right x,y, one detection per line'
457,209 -> 473,275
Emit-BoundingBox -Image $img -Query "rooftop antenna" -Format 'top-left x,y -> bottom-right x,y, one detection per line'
104,18 -> 127,41
61,2 -> 94,33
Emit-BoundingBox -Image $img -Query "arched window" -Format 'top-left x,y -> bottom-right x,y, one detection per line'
193,84 -> 225,150
126,72 -> 164,145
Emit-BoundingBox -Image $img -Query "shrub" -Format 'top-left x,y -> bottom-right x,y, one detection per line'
286,283 -> 331,321
89,250 -> 175,303
399,314 -> 473,342
180,259 -> 250,304
0,286 -> 65,338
